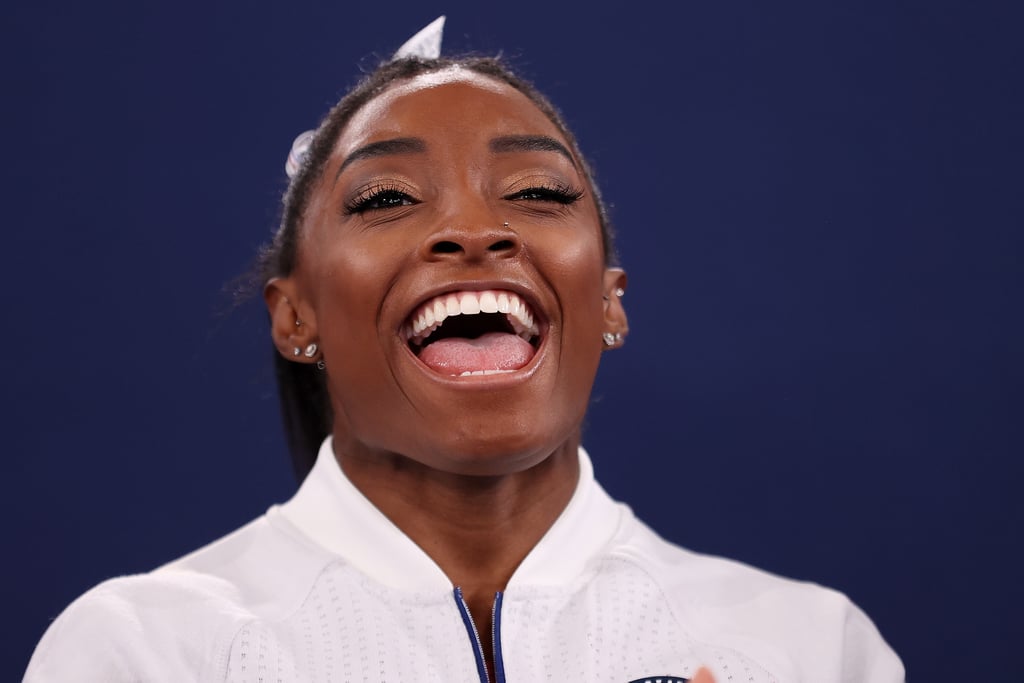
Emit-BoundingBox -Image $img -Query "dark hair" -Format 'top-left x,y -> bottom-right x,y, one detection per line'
257,55 -> 617,481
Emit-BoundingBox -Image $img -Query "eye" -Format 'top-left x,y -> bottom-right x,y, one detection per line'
504,182 -> 585,205
344,182 -> 419,215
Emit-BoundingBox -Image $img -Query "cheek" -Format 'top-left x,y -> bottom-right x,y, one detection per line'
552,238 -> 604,275
312,246 -> 385,343
304,236 -> 408,436
535,231 -> 608,395
306,222 -> 413,330
316,230 -> 403,293
536,231 -> 608,334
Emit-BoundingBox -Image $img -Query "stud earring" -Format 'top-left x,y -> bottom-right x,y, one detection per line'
303,343 -> 318,358
603,332 -> 617,347
614,287 -> 625,297
292,347 -> 301,356
316,359 -> 326,370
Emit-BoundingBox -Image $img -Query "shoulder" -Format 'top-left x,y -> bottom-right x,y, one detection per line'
606,516 -> 905,682
24,571 -> 239,682
24,510 -> 336,682
161,509 -> 337,610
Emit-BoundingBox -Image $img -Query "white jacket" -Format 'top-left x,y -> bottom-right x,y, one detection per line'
26,440 -> 903,682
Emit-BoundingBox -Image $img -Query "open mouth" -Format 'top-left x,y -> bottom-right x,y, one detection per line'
404,289 -> 543,377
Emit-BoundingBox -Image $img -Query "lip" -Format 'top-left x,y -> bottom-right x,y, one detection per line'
397,279 -> 552,385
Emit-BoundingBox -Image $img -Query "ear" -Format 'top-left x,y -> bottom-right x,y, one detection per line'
602,268 -> 628,349
264,277 -> 320,363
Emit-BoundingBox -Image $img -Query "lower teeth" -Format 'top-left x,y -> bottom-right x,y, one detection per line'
456,369 -> 516,377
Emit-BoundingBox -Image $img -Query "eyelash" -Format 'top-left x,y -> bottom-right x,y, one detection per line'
505,182 -> 585,205
343,181 -> 585,215
344,183 -> 418,215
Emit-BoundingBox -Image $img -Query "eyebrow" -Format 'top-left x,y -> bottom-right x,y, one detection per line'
335,137 -> 427,180
489,135 -> 577,168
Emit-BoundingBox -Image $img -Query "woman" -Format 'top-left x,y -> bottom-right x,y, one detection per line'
25,20 -> 902,683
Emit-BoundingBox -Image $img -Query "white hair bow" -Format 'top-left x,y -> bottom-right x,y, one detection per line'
393,15 -> 445,60
285,16 -> 446,179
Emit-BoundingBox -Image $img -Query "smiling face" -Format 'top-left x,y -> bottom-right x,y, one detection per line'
267,68 -> 627,476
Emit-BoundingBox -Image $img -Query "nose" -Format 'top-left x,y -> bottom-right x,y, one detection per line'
422,220 -> 521,262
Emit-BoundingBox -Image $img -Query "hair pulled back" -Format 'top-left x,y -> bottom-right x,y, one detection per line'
258,55 -> 617,481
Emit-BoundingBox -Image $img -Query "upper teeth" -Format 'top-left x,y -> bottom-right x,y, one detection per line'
406,289 -> 539,344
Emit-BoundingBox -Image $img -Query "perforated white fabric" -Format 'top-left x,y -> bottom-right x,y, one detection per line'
223,564 -> 479,682
25,441 -> 903,682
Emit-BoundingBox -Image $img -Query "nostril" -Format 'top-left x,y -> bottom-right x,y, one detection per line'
488,239 -> 516,252
431,241 -> 462,254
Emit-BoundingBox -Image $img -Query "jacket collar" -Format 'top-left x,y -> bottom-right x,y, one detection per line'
275,437 -> 627,593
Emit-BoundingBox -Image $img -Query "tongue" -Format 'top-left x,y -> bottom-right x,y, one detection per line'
418,331 -> 535,375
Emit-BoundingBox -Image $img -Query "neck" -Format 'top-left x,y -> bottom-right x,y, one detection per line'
332,437 -> 582,682
334,440 -> 581,594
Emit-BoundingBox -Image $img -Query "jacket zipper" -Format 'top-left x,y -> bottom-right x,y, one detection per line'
454,587 -> 506,683
491,591 -> 505,683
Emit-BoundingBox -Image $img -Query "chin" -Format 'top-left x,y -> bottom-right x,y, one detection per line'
410,414 -> 580,477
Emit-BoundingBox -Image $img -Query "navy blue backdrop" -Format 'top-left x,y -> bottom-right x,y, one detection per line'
5,1 -> 1021,679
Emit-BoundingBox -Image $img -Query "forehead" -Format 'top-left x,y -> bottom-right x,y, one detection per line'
335,68 -> 569,156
